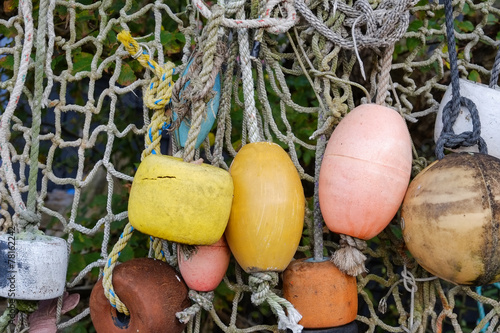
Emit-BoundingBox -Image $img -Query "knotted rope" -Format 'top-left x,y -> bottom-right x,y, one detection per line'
331,234 -> 368,276
117,30 -> 176,157
435,0 -> 487,159
192,0 -> 297,34
295,0 -> 415,80
249,272 -> 303,333
176,290 -> 215,324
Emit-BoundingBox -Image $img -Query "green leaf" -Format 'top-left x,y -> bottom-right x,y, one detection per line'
462,3 -> 471,15
468,70 -> 481,83
0,55 -> 14,71
72,52 -> 94,74
408,20 -> 423,32
117,62 -> 137,86
406,37 -> 420,52
457,21 -> 474,33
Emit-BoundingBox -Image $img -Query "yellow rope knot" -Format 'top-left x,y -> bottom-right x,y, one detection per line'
117,30 -> 175,111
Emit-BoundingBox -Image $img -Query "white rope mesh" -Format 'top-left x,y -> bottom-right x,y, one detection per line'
1,0 -> 500,332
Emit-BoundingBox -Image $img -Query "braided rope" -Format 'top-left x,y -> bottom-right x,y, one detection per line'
237,5 -> 262,144
0,0 -> 36,231
151,236 -> 167,262
117,30 -> 175,156
182,5 -> 224,162
435,0 -> 487,159
102,223 -> 134,315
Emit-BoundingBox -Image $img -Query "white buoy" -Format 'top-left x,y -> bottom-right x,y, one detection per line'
0,232 -> 68,300
434,79 -> 500,158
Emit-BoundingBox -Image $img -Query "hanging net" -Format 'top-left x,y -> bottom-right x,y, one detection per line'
1,0 -> 500,332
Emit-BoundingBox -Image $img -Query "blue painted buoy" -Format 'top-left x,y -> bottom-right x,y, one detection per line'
173,61 -> 221,149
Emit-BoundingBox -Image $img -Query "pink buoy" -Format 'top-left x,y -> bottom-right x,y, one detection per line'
177,236 -> 231,291
319,104 -> 412,240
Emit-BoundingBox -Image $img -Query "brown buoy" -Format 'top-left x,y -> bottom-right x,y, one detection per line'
90,258 -> 190,333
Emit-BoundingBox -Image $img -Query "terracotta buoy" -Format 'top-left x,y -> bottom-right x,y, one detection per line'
90,258 -> 190,333
434,79 -> 500,158
402,153 -> 500,285
225,142 -> 305,273
0,232 -> 67,300
177,236 -> 231,291
283,258 -> 357,329
128,154 -> 233,245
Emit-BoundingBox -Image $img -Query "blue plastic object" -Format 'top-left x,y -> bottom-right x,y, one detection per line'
173,61 -> 221,149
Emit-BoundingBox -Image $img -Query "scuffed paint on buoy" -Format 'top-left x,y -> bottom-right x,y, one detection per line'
0,232 -> 67,300
402,153 -> 500,285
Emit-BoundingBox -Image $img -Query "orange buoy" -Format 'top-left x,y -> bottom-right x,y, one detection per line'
402,153 -> 500,286
177,236 -> 231,292
319,104 -> 412,240
225,142 -> 305,273
283,258 -> 358,329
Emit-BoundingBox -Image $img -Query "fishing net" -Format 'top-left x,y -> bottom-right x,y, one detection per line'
1,0 -> 500,331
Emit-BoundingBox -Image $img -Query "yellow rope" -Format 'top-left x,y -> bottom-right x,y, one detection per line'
118,30 -> 175,156
101,31 -> 177,315
117,30 -> 176,111
102,223 -> 134,316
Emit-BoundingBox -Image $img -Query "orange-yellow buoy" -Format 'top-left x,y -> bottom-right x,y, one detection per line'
402,153 -> 500,286
225,142 -> 305,273
319,104 -> 412,239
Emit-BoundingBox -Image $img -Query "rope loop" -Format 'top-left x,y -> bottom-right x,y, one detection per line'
436,0 -> 487,159
295,0 -> 416,50
435,96 -> 488,159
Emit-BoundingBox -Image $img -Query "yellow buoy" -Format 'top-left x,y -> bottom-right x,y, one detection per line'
128,154 -> 233,245
225,142 -> 305,273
